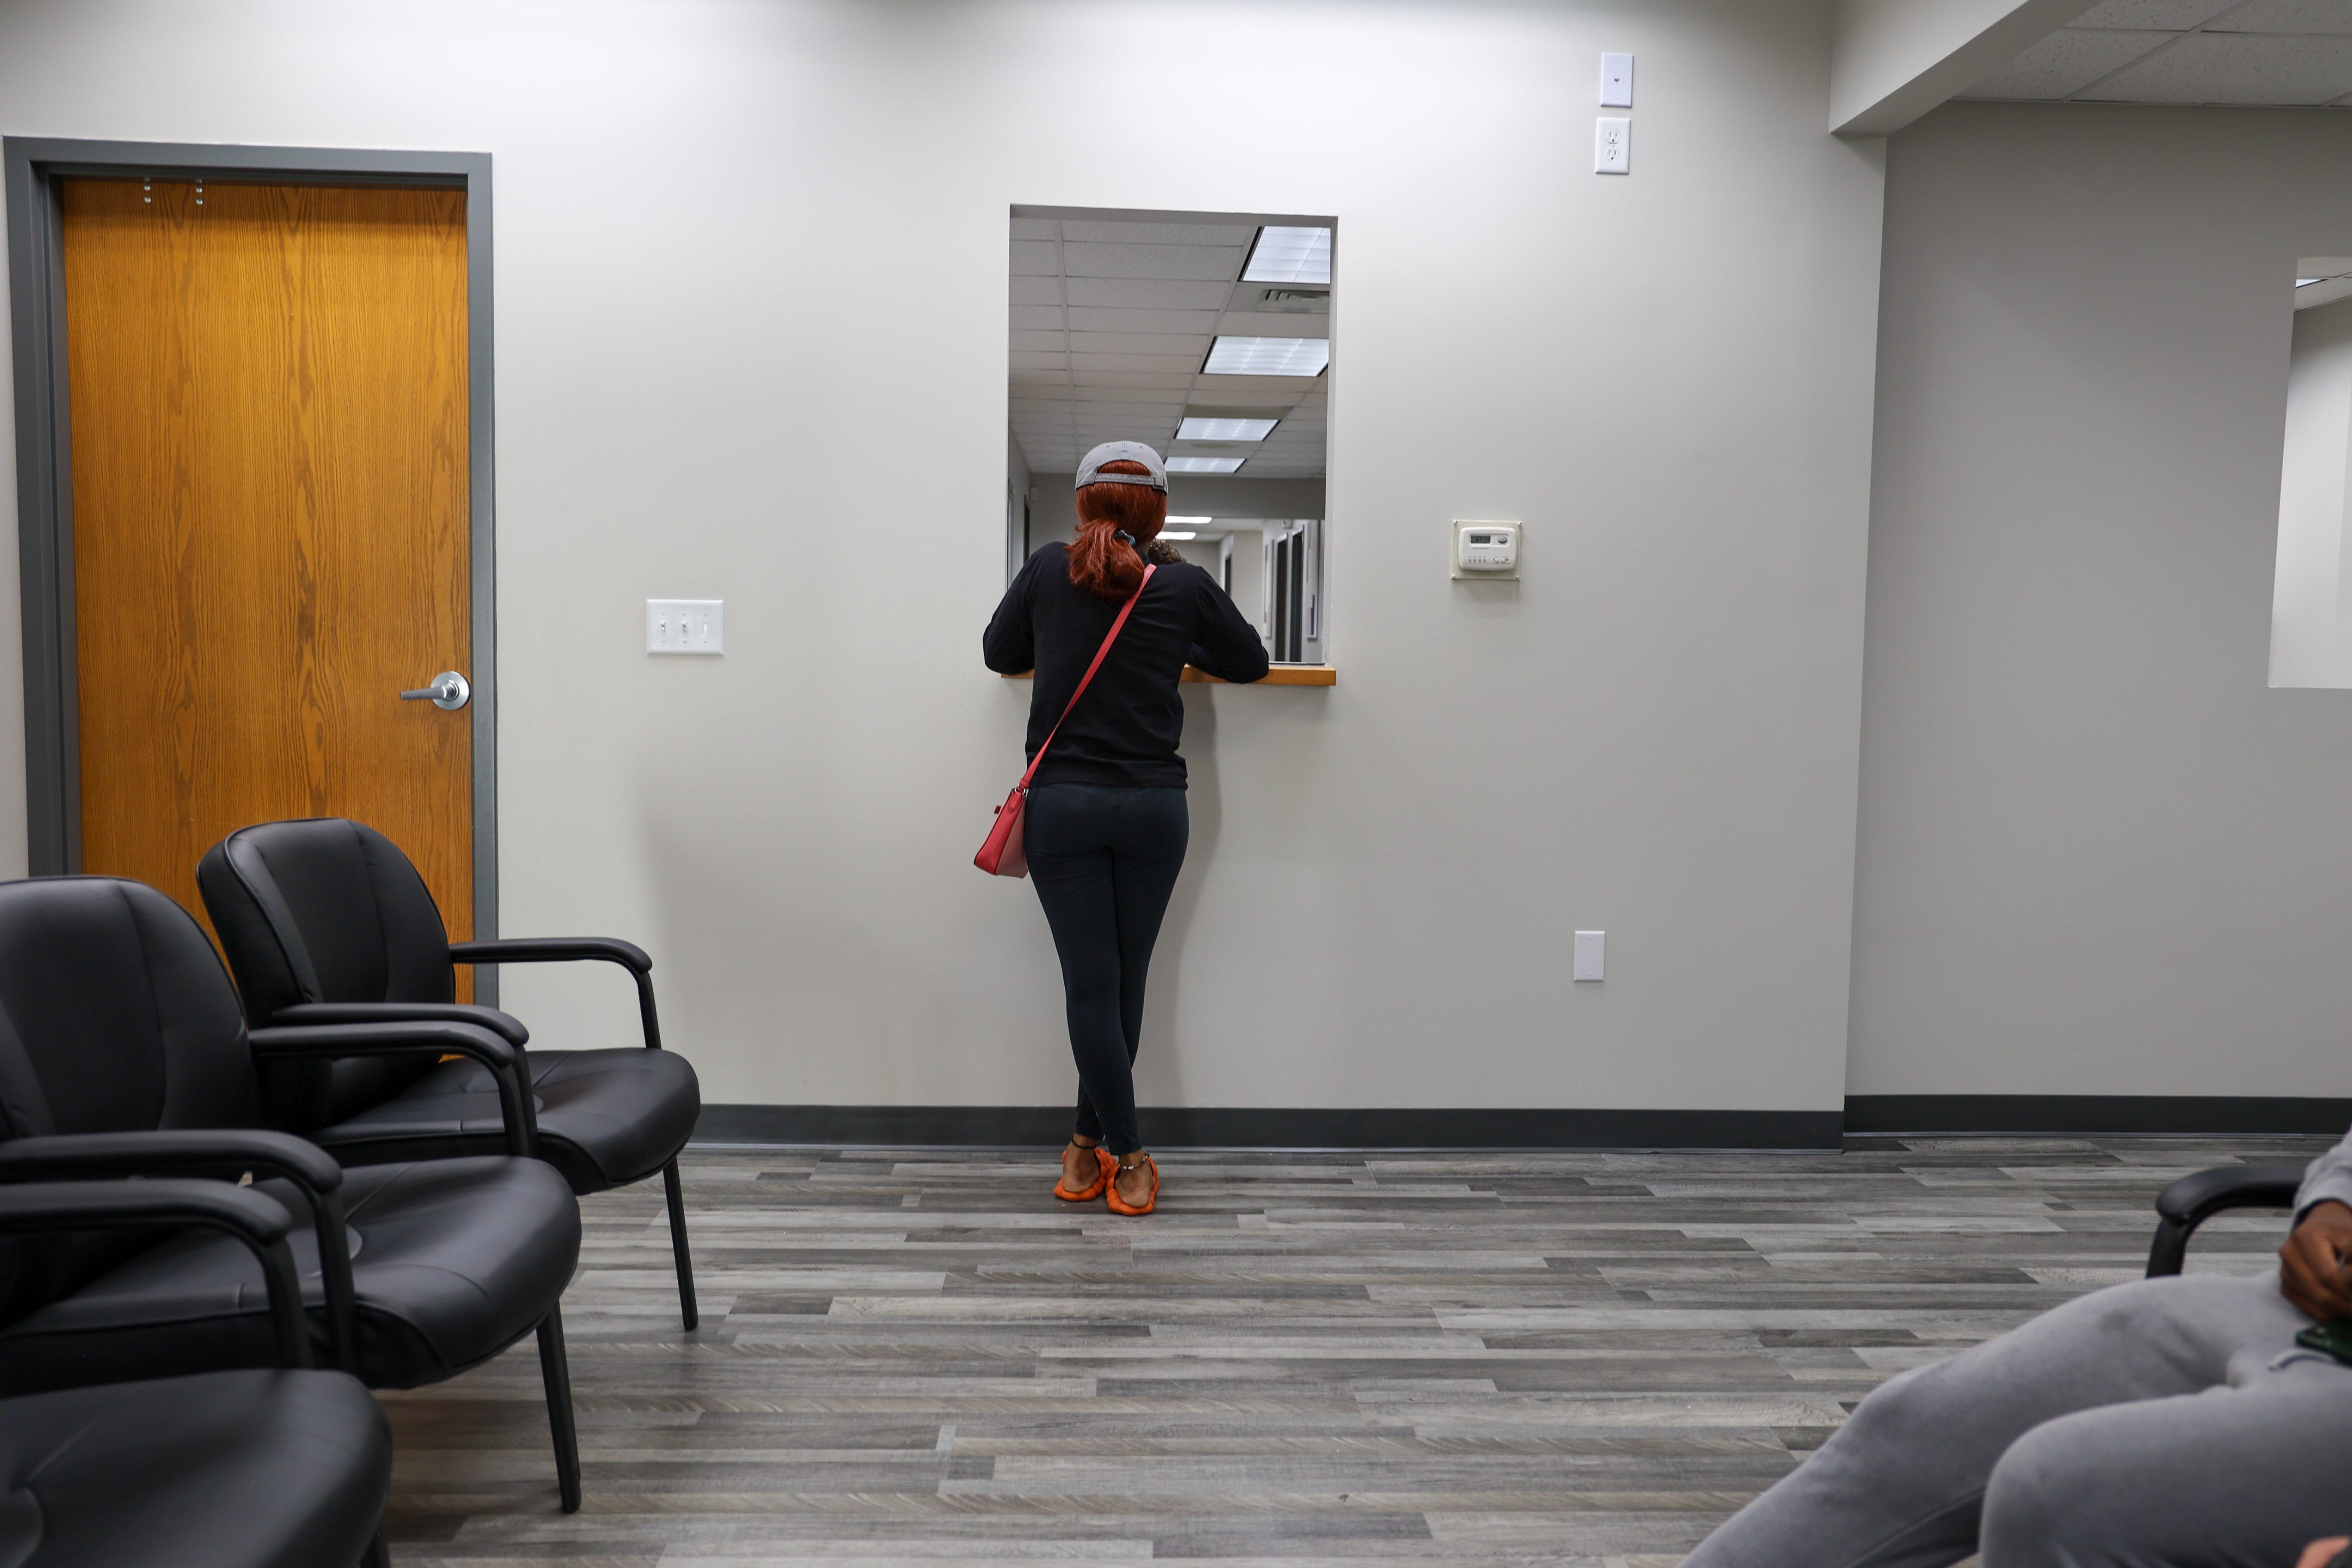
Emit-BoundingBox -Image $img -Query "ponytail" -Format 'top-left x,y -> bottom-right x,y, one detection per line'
1069,518 -> 1145,602
1066,459 -> 1167,601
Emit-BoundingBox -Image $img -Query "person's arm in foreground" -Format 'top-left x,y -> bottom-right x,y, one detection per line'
2278,1125 -> 2352,1320
2295,1539 -> 2351,1568
983,553 -> 1039,674
1184,576 -> 1271,685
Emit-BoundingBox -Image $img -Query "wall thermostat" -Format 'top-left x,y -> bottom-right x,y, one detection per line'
1452,520 -> 1521,580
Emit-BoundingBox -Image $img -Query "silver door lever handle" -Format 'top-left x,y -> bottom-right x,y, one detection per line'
400,671 -> 471,711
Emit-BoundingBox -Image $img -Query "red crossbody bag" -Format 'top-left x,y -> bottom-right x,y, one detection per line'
975,565 -> 1156,879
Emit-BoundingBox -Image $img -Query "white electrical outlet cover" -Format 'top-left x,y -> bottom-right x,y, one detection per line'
647,599 -> 724,655
1596,118 -> 1629,175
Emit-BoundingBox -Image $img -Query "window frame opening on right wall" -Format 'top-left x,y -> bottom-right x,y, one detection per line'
2269,258 -> 2352,688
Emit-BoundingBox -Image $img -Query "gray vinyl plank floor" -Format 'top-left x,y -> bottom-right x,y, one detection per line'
378,1135 -> 2327,1566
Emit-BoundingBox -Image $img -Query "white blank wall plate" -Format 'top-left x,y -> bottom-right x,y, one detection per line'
648,599 -> 723,655
1574,931 -> 1605,982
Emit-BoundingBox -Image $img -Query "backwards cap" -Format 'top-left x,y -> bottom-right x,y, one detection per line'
1076,441 -> 1168,492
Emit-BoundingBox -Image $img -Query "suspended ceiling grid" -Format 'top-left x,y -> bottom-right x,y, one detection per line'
1008,210 -> 1330,480
1965,0 -> 2352,105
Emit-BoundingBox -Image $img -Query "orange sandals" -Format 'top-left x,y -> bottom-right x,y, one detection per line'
1054,1142 -> 1116,1202
1105,1153 -> 1159,1216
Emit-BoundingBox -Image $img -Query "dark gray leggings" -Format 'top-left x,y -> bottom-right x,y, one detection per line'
1025,784 -> 1188,1155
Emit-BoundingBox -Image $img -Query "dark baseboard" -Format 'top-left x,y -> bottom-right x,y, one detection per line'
1844,1094 -> 2352,1137
692,1096 -> 2352,1149
691,1104 -> 1844,1150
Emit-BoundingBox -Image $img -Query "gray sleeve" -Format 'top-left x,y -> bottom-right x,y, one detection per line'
2296,1124 -> 2352,1219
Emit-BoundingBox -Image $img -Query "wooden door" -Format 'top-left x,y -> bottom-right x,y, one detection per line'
61,179 -> 474,970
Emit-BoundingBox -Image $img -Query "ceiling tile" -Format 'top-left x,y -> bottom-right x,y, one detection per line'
1069,331 -> 1212,356
2083,30 -> 2352,100
1008,330 -> 1068,352
1965,28 -> 2175,95
2211,0 -> 2352,30
1010,240 -> 1063,276
1071,352 -> 1206,373
1010,352 -> 1069,372
2067,0 -> 2237,25
1066,278 -> 1235,309
1069,371 -> 1199,389
1066,306 -> 1222,334
1060,242 -> 1246,281
1010,276 -> 1064,306
1058,220 -> 1257,246
1009,306 -> 1065,332
1009,218 -> 1062,240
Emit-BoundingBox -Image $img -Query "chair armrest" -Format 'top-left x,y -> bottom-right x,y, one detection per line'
274,1001 -> 528,1047
249,1020 -> 537,1158
0,1179 -> 310,1368
450,938 -> 668,1052
451,937 -> 650,974
0,1128 -> 343,1193
2146,1163 -> 2308,1277
0,1128 -> 363,1370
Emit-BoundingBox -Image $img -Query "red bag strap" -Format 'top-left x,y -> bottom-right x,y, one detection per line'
1017,564 -> 1155,791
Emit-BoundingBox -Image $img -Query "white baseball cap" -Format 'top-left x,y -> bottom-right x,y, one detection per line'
1075,441 -> 1168,492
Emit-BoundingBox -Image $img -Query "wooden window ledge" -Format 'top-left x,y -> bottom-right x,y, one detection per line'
1001,665 -> 1335,686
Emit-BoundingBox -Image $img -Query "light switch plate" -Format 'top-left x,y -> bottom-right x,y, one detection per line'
647,599 -> 723,655
1600,53 -> 1633,107
1595,117 -> 1630,175
1574,931 -> 1605,982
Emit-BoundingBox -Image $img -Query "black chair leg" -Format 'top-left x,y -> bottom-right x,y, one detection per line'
662,1155 -> 698,1331
536,1306 -> 582,1513
360,1528 -> 391,1568
2146,1217 -> 2191,1278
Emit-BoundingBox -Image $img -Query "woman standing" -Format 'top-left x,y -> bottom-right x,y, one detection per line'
983,441 -> 1270,1215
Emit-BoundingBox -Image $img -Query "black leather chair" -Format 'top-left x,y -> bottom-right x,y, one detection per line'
199,818 -> 701,1328
0,1179 -> 392,1568
2144,1162 -> 2308,1275
0,875 -> 588,1512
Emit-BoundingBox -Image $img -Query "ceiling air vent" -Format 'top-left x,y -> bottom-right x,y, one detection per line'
1259,288 -> 1330,312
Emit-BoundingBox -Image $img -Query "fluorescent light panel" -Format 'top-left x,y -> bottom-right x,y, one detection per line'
1166,515 -> 1213,525
1178,417 -> 1277,442
1160,531 -> 1198,540
1203,337 -> 1329,377
1166,456 -> 1244,474
1243,226 -> 1332,285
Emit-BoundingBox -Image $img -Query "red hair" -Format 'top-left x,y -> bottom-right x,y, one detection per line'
1067,460 -> 1167,601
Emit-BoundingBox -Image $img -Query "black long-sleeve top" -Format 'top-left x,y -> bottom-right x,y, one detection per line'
983,543 -> 1271,789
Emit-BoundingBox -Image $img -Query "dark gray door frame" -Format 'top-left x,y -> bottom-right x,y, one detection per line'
5,138 -> 499,993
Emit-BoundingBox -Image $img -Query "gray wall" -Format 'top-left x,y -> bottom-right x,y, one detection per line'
1850,102 -> 2352,1098
0,0 -> 1884,1115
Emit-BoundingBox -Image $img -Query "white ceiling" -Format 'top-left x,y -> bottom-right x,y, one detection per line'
1964,0 -> 2352,105
1009,208 -> 1331,480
